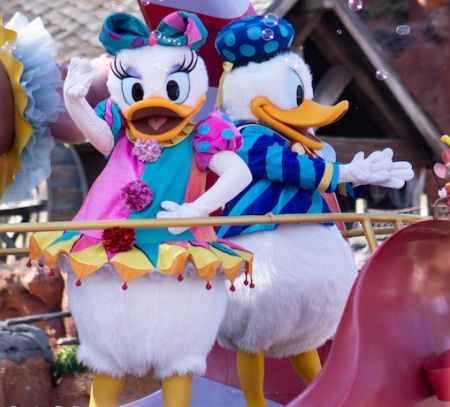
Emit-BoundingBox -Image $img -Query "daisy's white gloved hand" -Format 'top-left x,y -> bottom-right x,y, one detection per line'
63,57 -> 114,155
157,151 -> 252,234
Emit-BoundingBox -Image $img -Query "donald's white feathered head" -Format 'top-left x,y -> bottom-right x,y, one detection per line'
215,15 -> 349,151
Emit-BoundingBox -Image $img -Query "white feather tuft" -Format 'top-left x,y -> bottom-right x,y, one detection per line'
223,52 -> 314,122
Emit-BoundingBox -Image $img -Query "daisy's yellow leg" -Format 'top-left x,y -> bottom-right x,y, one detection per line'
289,348 -> 321,385
161,374 -> 193,407
237,350 -> 268,407
89,373 -> 125,407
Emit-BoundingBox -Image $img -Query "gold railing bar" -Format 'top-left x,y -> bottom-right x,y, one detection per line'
0,248 -> 29,256
0,213 -> 426,234
361,219 -> 378,253
343,227 -> 395,238
0,214 -> 426,257
0,227 -> 393,256
393,219 -> 403,231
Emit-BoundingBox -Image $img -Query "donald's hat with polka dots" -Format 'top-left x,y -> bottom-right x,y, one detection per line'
214,14 -> 295,65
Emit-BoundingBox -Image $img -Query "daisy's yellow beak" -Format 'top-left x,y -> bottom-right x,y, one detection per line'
251,97 -> 349,150
124,95 -> 206,142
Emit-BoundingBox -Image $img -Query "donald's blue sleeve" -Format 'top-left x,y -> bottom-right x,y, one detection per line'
238,125 -> 340,193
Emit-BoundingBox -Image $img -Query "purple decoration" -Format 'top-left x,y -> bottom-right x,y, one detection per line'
109,31 -> 122,40
131,37 -> 145,48
132,139 -> 163,163
121,180 -> 153,212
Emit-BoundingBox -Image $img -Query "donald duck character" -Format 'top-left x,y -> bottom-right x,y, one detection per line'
214,15 -> 414,407
29,12 -> 253,407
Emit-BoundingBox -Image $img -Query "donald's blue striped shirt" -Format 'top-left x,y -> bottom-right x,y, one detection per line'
217,123 -> 359,238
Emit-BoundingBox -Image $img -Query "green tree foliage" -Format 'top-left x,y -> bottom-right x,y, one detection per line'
52,345 -> 89,380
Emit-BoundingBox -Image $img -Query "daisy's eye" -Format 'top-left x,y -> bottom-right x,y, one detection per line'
166,71 -> 190,104
122,77 -> 144,105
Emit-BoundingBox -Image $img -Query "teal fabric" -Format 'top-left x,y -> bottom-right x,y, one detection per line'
130,134 -> 196,244
51,231 -> 80,246
99,11 -> 208,55
215,15 -> 294,63
99,13 -> 150,55
156,11 -> 208,51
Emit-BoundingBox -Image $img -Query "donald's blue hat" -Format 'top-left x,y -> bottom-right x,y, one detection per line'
215,14 -> 295,65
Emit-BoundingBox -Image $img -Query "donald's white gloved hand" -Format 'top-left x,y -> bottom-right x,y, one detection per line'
156,150 -> 252,235
339,148 -> 414,189
63,57 -> 114,155
64,57 -> 97,99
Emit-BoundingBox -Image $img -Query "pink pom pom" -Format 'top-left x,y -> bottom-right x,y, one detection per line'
132,139 -> 163,163
121,180 -> 153,212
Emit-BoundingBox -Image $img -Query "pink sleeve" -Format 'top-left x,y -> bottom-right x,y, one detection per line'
193,111 -> 243,171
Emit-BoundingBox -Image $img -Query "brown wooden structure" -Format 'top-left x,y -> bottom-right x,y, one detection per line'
263,0 -> 445,168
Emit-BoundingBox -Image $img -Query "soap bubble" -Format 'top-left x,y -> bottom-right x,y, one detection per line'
261,28 -> 275,41
347,0 -> 363,11
161,36 -> 171,44
151,30 -> 162,41
375,69 -> 388,81
263,13 -> 279,27
395,25 -> 411,35
111,1 -> 124,12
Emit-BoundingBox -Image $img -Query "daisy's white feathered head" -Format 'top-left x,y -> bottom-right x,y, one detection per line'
99,12 -> 208,142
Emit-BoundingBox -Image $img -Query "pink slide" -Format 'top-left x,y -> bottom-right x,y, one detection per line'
288,219 -> 450,406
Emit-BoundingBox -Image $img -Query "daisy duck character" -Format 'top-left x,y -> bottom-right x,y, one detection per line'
29,12 -> 253,407
213,15 -> 414,407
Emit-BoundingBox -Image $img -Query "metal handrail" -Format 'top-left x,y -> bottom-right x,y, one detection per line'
0,213 -> 428,326
2,311 -> 72,327
0,212 -> 427,256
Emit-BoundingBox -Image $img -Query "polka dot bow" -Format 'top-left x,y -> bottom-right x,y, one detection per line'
215,14 -> 295,64
99,11 -> 208,56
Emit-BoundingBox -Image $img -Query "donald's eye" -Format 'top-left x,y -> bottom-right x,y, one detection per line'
122,77 -> 144,105
166,71 -> 190,104
296,84 -> 304,106
285,69 -> 304,108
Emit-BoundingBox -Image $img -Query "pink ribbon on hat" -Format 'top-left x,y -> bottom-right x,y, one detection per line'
148,11 -> 207,50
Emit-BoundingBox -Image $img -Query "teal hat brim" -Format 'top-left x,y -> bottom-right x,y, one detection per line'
99,13 -> 150,56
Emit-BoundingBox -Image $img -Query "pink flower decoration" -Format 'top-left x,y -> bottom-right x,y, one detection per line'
132,139 -> 162,162
121,180 -> 153,212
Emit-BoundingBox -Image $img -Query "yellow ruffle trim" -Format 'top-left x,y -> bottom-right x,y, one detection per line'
0,21 -> 33,197
29,232 -> 252,284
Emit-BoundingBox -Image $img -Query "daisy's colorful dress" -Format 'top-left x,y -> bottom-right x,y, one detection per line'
30,103 -> 252,288
29,102 -> 253,379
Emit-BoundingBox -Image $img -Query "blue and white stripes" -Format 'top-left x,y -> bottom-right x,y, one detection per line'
217,123 -> 358,238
